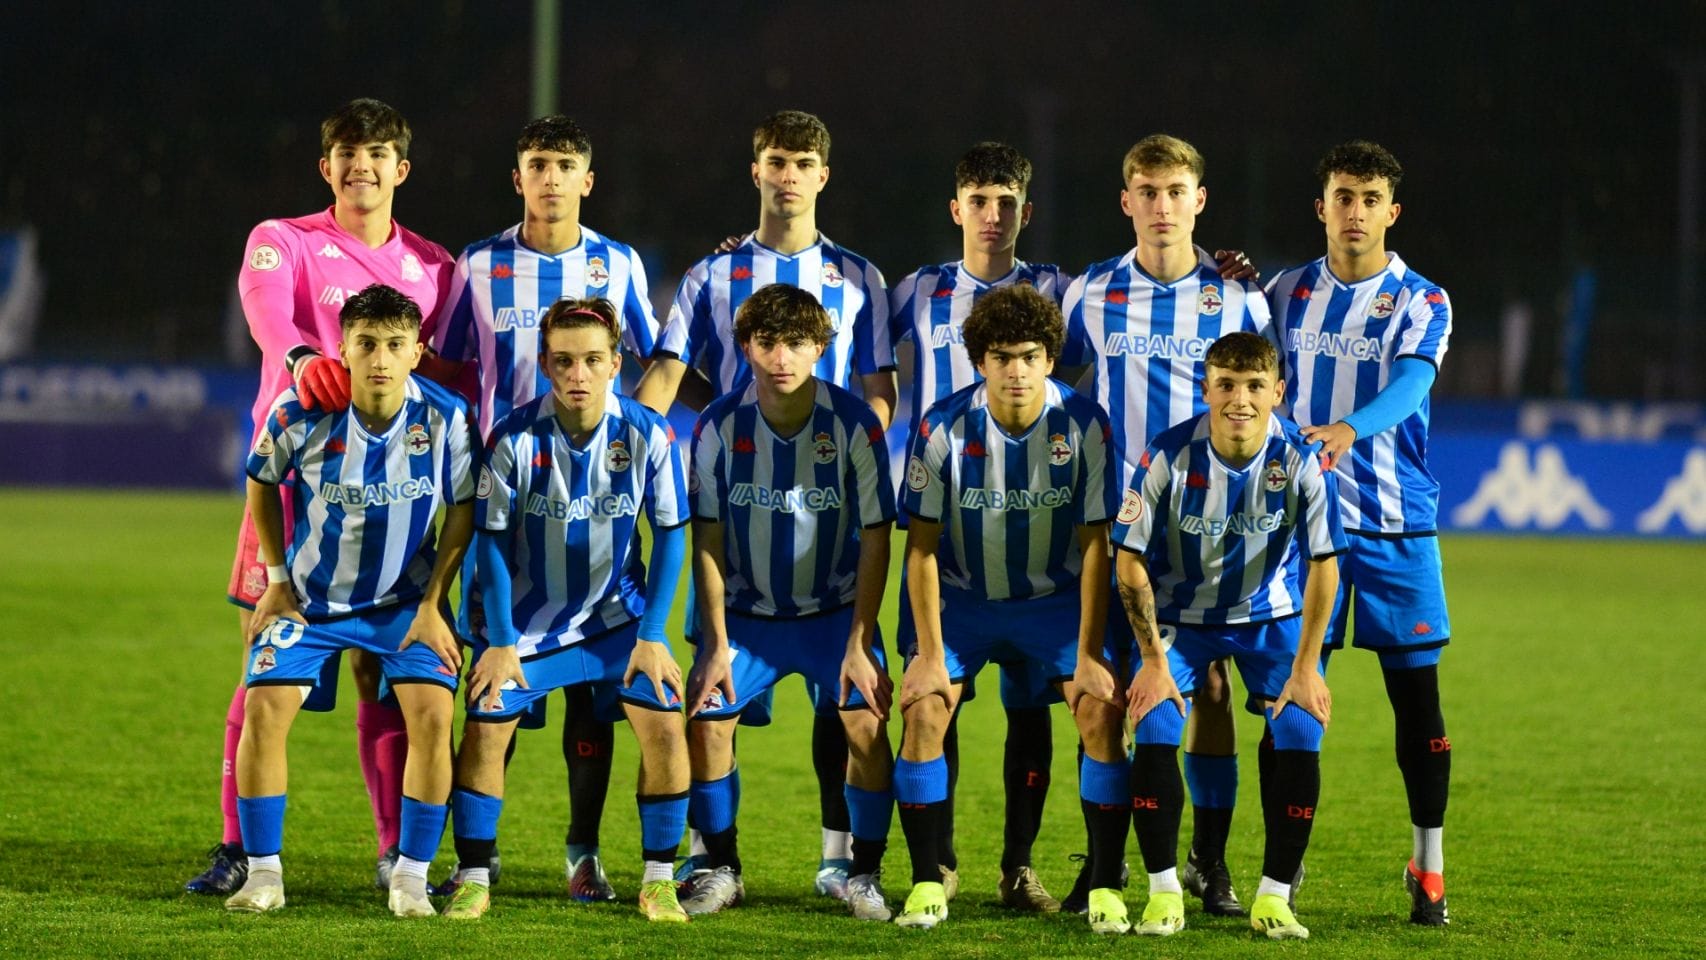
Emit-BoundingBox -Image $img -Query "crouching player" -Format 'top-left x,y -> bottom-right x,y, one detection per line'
225,284 -> 475,916
682,284 -> 897,921
443,298 -> 692,922
1114,332 -> 1344,939
892,284 -> 1122,931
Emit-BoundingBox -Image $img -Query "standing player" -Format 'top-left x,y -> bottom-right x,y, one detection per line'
189,98 -> 455,896
222,284 -> 474,916
427,115 -> 661,902
891,285 -> 1125,932
681,285 -> 897,921
635,110 -> 896,899
1060,133 -> 1272,917
441,298 -> 691,922
1114,331 -> 1344,940
1266,140 -> 1455,926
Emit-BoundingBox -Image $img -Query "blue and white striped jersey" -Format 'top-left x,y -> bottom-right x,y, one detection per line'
690,379 -> 895,618
655,234 -> 893,395
1265,253 -> 1451,534
1062,246 -> 1273,494
247,376 -> 476,619
430,223 -> 659,436
1111,412 -> 1345,625
476,394 -> 689,658
903,379 -> 1116,601
890,259 -> 1067,438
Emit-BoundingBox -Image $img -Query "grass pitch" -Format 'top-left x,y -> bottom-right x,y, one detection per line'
0,489 -> 1702,958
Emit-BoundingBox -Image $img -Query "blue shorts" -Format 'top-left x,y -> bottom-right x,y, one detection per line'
1316,534 -> 1452,654
682,578 -> 780,727
466,621 -> 681,723
245,604 -> 458,697
936,586 -> 1078,693
898,573 -> 1056,709
1134,618 -> 1314,714
692,606 -> 884,720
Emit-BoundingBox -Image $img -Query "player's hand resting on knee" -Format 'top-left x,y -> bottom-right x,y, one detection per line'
898,655 -> 950,713
1070,650 -> 1123,711
625,640 -> 684,706
840,646 -> 892,720
467,645 -> 526,713
685,647 -> 736,718
250,582 -> 306,640
401,602 -> 462,673
1125,658 -> 1188,726
1271,669 -> 1332,726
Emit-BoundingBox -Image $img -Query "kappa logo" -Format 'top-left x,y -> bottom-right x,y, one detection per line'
1637,448 -> 1706,534
730,266 -> 754,281
1291,285 -> 1312,301
963,441 -> 985,458
316,243 -> 346,259
326,438 -> 346,454
812,431 -> 837,464
1105,289 -> 1129,305
733,436 -> 756,454
932,287 -> 955,299
406,423 -> 430,455
249,244 -> 281,272
491,263 -> 514,280
400,253 -> 424,283
1450,442 -> 1611,530
586,256 -> 610,288
1198,283 -> 1223,316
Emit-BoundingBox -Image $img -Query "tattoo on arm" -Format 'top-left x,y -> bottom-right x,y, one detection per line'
1118,580 -> 1160,658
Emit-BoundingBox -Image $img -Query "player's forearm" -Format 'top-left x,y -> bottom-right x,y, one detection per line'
1115,549 -> 1163,661
846,523 -> 892,654
475,530 -> 519,647
692,521 -> 731,649
1077,526 -> 1110,656
860,371 -> 898,431
420,502 -> 474,606
904,537 -> 945,662
241,281 -> 310,363
1296,556 -> 1340,671
246,478 -> 288,567
638,523 -> 687,643
635,357 -> 687,416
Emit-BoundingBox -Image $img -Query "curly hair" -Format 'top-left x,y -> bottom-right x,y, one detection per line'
752,110 -> 831,162
955,141 -> 1032,193
961,284 -> 1064,364
1316,140 -> 1403,195
516,115 -> 593,163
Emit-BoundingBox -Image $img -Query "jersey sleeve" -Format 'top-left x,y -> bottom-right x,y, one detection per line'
848,408 -> 897,528
1059,271 -> 1093,367
476,430 -> 520,532
656,262 -> 709,365
1396,285 -> 1452,369
238,222 -> 309,362
1110,446 -> 1169,555
644,416 -> 690,529
901,413 -> 952,523
852,259 -> 894,375
689,411 -> 726,523
442,401 -> 477,505
888,269 -> 922,349
1076,409 -> 1116,526
619,248 -> 661,360
1295,444 -> 1347,560
429,251 -> 479,364
245,390 -> 306,484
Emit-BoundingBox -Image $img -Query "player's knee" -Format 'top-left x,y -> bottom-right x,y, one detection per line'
1268,704 -> 1324,752
1133,701 -> 1188,746
1072,697 -> 1123,751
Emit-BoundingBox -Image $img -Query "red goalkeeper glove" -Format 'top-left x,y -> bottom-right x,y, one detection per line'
292,353 -> 350,411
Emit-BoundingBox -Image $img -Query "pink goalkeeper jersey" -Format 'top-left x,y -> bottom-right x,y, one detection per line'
237,206 -> 454,435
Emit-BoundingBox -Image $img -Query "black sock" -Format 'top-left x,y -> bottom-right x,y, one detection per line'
1261,750 -> 1319,883
1191,806 -> 1234,865
1129,743 -> 1184,874
1384,664 -> 1450,828
811,711 -> 851,836
898,800 -> 944,884
938,713 -> 960,870
454,834 -> 497,873
702,826 -> 741,875
1081,797 -> 1128,889
851,836 -> 886,878
1258,724 -> 1276,835
1001,706 -> 1053,872
562,685 -> 614,847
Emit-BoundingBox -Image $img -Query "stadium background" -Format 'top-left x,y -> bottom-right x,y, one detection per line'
0,2 -> 1703,956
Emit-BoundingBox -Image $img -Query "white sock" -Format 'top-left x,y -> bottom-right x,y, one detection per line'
1413,826 -> 1444,874
689,829 -> 707,858
822,828 -> 852,861
248,854 -> 282,874
461,867 -> 490,887
394,856 -> 430,881
1256,875 -> 1292,901
1147,868 -> 1182,895
643,860 -> 674,883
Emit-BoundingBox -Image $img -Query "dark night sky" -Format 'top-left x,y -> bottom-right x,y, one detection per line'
4,0 -> 1703,398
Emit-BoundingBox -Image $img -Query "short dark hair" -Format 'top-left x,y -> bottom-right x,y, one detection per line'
321,98 -> 411,159
516,115 -> 593,163
1316,140 -> 1403,195
752,110 -> 831,162
961,284 -> 1064,364
541,296 -> 620,350
1204,331 -> 1279,377
733,284 -> 832,346
955,141 -> 1032,193
339,284 -> 423,334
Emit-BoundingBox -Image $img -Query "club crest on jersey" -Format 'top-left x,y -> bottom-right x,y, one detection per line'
906,456 -> 930,492
406,423 -> 430,455
1369,292 -> 1396,319
821,261 -> 844,288
606,439 -> 632,473
242,564 -> 267,599
477,466 -> 495,499
255,433 -> 275,458
813,431 -> 837,464
400,253 -> 425,283
586,256 -> 610,288
249,244 -> 281,271
1264,458 -> 1287,492
1117,488 -> 1144,524
1048,433 -> 1072,466
252,646 -> 277,675
1198,284 -> 1223,316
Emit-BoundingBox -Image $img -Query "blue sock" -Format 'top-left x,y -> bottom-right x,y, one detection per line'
690,770 -> 740,835
1134,700 -> 1189,746
844,783 -> 893,842
452,788 -> 503,842
637,794 -> 689,860
1078,754 -> 1130,806
236,794 -> 286,858
1268,705 -> 1325,752
399,796 -> 448,864
892,756 -> 948,805
1184,753 -> 1239,809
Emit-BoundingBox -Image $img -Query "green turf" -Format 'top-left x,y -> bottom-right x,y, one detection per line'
0,489 -> 1702,958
